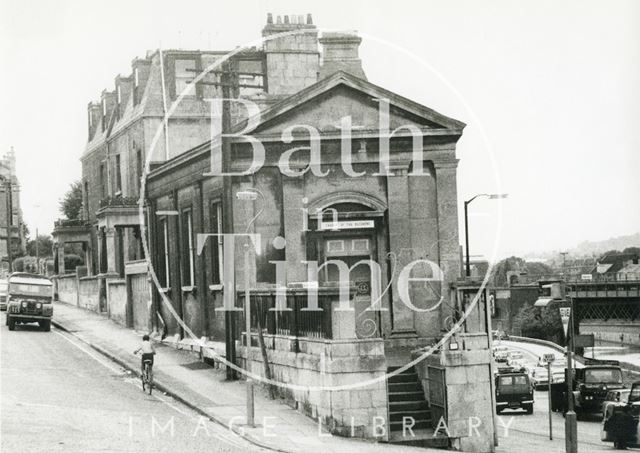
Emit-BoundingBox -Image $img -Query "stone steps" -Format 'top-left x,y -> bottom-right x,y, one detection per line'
387,365 -> 433,438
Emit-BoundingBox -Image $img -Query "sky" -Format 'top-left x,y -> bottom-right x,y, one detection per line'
1,0 -> 639,262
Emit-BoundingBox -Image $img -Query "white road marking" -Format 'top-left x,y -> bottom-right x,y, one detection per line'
53,330 -> 248,449
53,330 -> 124,375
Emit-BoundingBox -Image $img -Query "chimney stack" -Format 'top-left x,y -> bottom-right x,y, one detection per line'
131,57 -> 151,105
115,75 -> 133,119
319,31 -> 366,80
87,102 -> 102,140
100,90 -> 116,132
262,13 -> 319,95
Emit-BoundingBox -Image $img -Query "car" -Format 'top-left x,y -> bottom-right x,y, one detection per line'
5,273 -> 53,331
507,351 -> 524,366
550,366 -> 565,384
530,367 -> 550,389
0,278 -> 7,310
495,369 -> 535,414
601,389 -> 632,415
601,381 -> 640,448
493,346 -> 509,362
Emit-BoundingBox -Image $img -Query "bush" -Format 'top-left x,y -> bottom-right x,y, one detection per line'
513,304 -> 563,344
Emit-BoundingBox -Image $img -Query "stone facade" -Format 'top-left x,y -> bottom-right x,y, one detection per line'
0,148 -> 26,270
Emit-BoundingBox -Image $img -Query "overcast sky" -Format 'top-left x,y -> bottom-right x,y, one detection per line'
1,0 -> 639,262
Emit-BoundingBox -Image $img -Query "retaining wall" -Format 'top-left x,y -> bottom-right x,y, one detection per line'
238,336 -> 389,440
56,275 -> 78,305
580,320 -> 640,347
107,279 -> 127,326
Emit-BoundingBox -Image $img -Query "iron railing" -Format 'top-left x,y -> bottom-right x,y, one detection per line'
99,196 -> 140,209
237,288 -> 340,342
53,218 -> 90,228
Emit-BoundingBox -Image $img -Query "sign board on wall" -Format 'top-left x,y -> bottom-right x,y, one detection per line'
574,334 -> 595,348
319,220 -> 375,231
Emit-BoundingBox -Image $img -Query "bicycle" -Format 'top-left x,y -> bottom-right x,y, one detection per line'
141,357 -> 153,395
134,350 -> 154,395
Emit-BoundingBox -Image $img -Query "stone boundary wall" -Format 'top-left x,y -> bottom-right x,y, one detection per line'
580,320 -> 640,347
238,336 -> 389,440
414,333 -> 494,453
78,277 -> 100,312
56,274 -> 78,306
107,279 -> 127,326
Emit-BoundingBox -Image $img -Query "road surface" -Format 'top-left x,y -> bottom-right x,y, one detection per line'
0,312 -> 265,453
494,339 -> 639,452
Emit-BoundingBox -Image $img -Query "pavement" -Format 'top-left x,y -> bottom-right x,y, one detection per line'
47,301 -> 436,453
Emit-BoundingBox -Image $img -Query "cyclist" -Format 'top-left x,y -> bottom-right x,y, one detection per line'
133,334 -> 156,374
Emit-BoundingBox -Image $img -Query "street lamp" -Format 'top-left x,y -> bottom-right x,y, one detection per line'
463,193 -> 508,277
235,188 -> 265,428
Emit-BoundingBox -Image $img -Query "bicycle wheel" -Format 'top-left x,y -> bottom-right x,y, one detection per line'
141,365 -> 147,392
146,366 -> 153,395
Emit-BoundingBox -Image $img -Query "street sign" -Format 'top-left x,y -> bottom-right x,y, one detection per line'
574,334 -> 595,348
543,353 -> 555,363
559,307 -> 571,337
581,274 -> 593,281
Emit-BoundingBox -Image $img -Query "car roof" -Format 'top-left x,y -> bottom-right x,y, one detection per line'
8,273 -> 52,286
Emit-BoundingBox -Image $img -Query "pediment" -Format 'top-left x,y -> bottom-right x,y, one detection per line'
237,71 -> 465,138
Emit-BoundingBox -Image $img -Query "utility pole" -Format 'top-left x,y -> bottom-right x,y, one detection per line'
4,180 -> 13,273
195,62 -> 264,382
35,228 -> 39,274
564,295 -> 578,453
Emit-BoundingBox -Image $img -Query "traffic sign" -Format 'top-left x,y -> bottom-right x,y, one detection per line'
543,353 -> 555,363
559,307 -> 571,337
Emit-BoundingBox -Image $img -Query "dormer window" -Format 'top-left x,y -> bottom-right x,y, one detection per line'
102,100 -> 107,116
117,86 -> 122,104
134,68 -> 139,87
174,59 -> 196,97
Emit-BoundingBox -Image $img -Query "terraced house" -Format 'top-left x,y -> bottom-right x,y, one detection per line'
54,14 -> 496,451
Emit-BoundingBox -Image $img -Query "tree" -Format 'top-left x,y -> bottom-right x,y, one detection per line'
59,181 -> 83,220
26,234 -> 53,257
490,256 -> 554,286
623,247 -> 640,255
512,304 -> 563,344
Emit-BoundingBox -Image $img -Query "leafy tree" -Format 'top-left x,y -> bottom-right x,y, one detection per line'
623,247 -> 640,255
26,235 -> 53,257
490,256 -> 554,286
59,181 -> 83,220
512,304 -> 563,344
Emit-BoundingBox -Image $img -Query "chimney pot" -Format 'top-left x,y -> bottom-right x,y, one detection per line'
307,14 -> 313,24
291,15 -> 297,24
284,15 -> 289,24
298,15 -> 304,25
267,13 -> 273,24
276,15 -> 282,24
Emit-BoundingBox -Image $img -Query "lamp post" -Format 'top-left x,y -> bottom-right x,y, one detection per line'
563,294 -> 578,453
463,193 -> 508,277
235,188 -> 265,428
